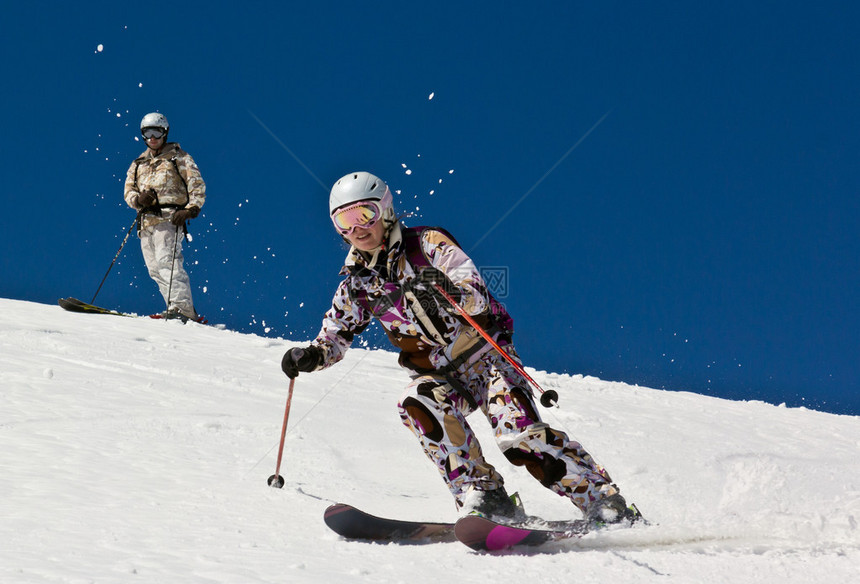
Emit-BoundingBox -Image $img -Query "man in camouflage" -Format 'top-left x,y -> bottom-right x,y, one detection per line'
124,113 -> 206,321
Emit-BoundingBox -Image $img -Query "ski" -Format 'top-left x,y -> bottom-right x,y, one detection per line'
148,312 -> 209,324
59,298 -> 210,325
322,503 -> 614,550
58,297 -> 130,317
454,514 -> 590,551
323,503 -> 456,542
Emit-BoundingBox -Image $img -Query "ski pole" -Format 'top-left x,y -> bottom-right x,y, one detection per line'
91,213 -> 140,304
268,376 -> 296,488
432,282 -> 560,408
165,223 -> 180,311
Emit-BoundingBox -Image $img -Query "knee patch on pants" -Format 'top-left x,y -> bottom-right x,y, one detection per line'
504,447 -> 568,487
400,395 -> 446,443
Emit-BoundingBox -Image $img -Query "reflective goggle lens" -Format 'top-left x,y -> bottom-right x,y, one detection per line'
142,127 -> 165,139
332,202 -> 381,235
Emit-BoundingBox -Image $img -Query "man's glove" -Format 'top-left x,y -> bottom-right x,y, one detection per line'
171,205 -> 200,226
137,189 -> 158,208
281,346 -> 323,379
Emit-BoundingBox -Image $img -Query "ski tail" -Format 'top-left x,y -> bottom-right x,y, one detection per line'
58,298 -> 128,317
323,503 -> 455,542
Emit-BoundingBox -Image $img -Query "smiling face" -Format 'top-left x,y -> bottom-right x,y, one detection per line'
344,219 -> 386,251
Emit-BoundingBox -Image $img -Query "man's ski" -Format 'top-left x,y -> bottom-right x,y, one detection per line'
148,312 -> 209,324
58,297 -> 130,317
454,514 -> 590,551
323,503 -> 455,542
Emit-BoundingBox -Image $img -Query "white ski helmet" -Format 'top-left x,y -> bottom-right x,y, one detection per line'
140,112 -> 169,132
329,171 -> 391,215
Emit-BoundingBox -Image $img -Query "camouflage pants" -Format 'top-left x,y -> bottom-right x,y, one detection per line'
140,220 -> 195,318
398,345 -> 618,512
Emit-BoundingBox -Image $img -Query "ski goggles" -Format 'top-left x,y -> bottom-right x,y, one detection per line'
331,188 -> 392,235
141,127 -> 166,140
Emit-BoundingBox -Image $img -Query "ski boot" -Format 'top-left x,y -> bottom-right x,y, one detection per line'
461,486 -> 527,523
585,493 -> 645,529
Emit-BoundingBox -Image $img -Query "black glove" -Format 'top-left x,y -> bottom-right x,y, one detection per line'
171,205 -> 200,226
137,189 -> 157,208
281,346 -> 323,379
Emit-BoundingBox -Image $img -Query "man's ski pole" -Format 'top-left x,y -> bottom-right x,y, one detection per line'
165,224 -> 180,311
432,282 -> 559,408
91,213 -> 140,304
268,376 -> 296,488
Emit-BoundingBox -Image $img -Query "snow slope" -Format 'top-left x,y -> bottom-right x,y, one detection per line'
1,298 -> 857,583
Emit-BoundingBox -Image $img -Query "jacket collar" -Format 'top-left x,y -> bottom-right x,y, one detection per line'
340,221 -> 404,277
139,142 -> 181,160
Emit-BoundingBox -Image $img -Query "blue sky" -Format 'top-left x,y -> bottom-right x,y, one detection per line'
2,2 -> 858,415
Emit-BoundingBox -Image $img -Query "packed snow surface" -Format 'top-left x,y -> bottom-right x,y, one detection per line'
1,298 -> 857,583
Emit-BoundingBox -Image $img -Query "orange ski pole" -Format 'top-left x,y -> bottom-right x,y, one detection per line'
268,376 -> 296,488
432,283 -> 559,407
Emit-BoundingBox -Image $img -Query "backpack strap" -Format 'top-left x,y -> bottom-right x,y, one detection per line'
400,225 -> 460,266
133,157 -> 143,191
402,226 -> 513,337
170,155 -> 189,204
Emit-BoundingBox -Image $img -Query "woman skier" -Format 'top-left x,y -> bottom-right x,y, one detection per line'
282,171 -> 641,526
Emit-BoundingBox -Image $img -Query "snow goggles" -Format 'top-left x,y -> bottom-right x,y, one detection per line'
141,127 -> 166,140
331,188 -> 392,235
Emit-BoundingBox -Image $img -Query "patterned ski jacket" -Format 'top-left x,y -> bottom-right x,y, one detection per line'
310,223 -> 513,373
123,142 -> 206,231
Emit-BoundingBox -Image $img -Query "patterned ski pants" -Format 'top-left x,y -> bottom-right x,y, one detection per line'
140,220 -> 195,318
398,345 -> 618,512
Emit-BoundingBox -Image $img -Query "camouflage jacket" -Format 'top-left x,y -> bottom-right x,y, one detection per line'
123,142 -> 206,231
310,223 -> 511,373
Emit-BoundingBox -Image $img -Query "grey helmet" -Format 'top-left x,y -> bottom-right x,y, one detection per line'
140,112 -> 169,132
329,171 -> 391,215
